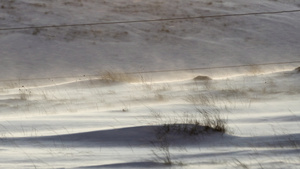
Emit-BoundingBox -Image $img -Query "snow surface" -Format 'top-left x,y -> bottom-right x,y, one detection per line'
1,70 -> 300,169
0,0 -> 300,79
0,0 -> 300,168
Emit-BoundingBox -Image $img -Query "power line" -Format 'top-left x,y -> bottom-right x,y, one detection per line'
0,9 -> 300,31
0,60 -> 299,82
125,60 -> 300,74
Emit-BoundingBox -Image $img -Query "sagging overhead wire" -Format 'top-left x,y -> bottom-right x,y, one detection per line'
0,9 -> 300,31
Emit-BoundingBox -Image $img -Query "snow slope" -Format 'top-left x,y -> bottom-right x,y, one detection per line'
0,0 -> 300,79
1,69 -> 300,168
0,0 -> 300,169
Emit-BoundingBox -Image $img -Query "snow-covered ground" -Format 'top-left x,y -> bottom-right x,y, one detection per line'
0,0 -> 300,168
0,0 -> 300,79
1,69 -> 300,168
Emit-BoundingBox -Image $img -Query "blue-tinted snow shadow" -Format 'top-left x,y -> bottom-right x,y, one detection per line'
2,125 -> 300,148
3,125 -> 226,147
75,161 -> 168,169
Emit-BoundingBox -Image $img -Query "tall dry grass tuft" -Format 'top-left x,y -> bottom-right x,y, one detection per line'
150,107 -> 227,165
196,108 -> 227,133
151,108 -> 227,138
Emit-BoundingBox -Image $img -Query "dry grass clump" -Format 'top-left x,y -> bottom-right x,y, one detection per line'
185,93 -> 216,106
100,71 -> 138,83
151,108 -> 227,165
193,75 -> 213,90
193,75 -> 212,81
196,108 -> 227,133
220,88 -> 248,99
247,65 -> 262,76
151,135 -> 172,165
153,108 -> 227,139
19,86 -> 32,100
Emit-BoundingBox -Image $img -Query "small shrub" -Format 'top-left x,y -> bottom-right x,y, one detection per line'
193,75 -> 212,81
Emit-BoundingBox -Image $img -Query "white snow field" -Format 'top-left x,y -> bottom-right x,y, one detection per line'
1,0 -> 300,169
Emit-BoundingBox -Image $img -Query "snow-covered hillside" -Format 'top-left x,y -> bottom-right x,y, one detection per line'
0,0 -> 300,169
0,0 -> 299,79
1,68 -> 300,168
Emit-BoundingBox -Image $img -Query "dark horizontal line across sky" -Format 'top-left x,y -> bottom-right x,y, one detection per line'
0,9 -> 300,31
